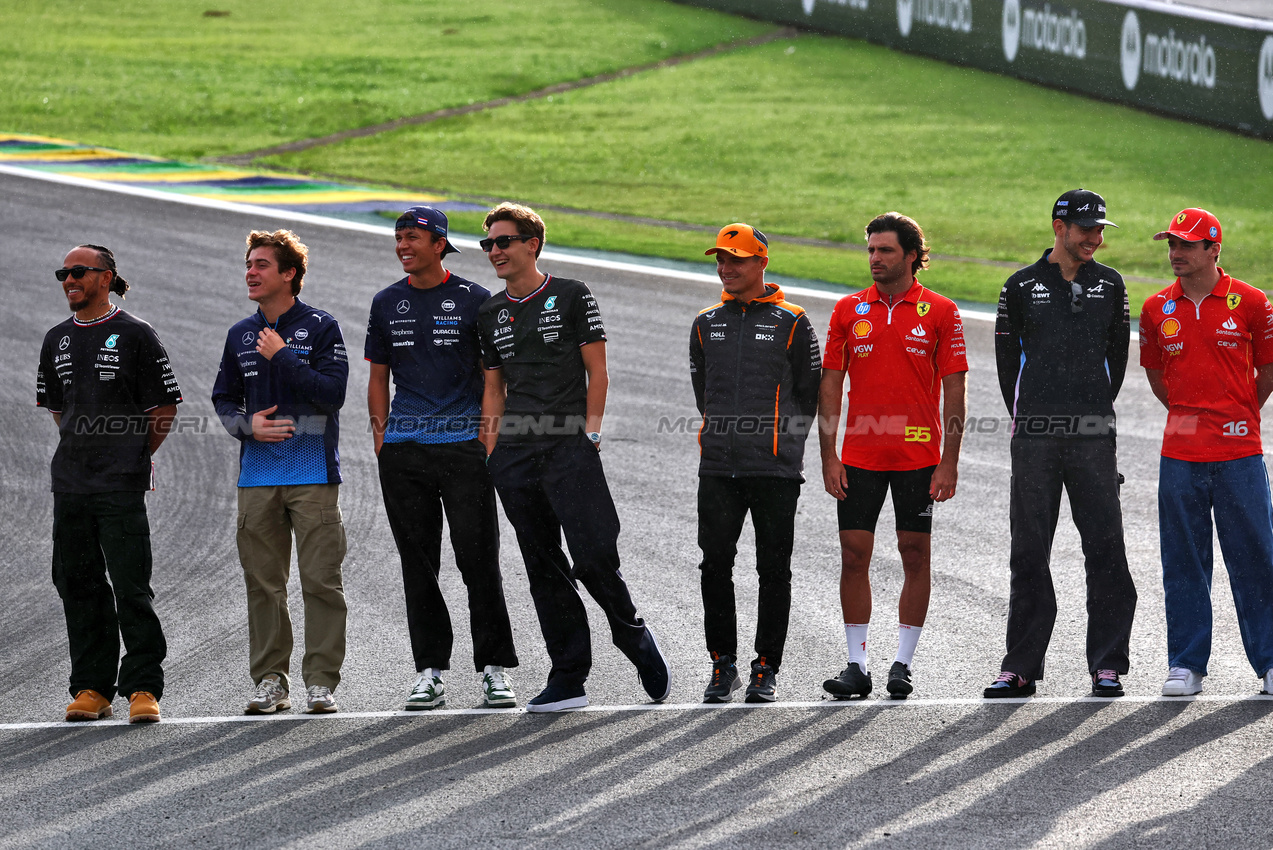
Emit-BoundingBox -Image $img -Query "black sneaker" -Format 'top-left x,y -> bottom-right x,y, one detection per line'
745,659 -> 777,703
983,671 -> 1035,698
703,654 -> 743,704
824,662 -> 872,699
886,661 -> 913,699
1091,669 -> 1124,698
634,625 -> 672,703
526,683 -> 588,713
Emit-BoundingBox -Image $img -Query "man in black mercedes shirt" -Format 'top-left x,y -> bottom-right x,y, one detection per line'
987,189 -> 1136,699
476,202 -> 671,712
36,244 -> 182,724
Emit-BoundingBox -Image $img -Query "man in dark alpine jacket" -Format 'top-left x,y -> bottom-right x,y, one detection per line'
689,223 -> 821,704
986,189 -> 1136,699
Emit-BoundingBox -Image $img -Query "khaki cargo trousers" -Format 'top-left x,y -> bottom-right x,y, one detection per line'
236,484 -> 347,692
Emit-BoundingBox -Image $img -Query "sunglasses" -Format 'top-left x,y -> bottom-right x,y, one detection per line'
479,234 -> 534,252
1070,281 -> 1084,313
55,265 -> 109,282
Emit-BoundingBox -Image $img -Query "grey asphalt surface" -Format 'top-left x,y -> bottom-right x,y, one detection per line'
2,171 -> 1272,848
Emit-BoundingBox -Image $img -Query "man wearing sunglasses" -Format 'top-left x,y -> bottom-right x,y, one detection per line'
1140,209 -> 1273,698
212,230 -> 349,716
476,202 -> 671,712
37,245 -> 183,723
988,189 -> 1135,699
366,206 -> 519,710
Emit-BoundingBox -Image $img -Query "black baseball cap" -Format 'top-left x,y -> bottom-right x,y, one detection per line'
1052,189 -> 1117,228
395,205 -> 459,255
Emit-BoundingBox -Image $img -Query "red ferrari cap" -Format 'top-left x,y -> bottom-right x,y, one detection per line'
1154,208 -> 1222,244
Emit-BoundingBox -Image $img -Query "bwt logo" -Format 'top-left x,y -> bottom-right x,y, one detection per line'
899,0 -> 971,38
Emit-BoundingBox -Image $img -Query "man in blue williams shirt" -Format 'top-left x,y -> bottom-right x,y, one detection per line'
212,230 -> 349,715
367,206 -> 519,710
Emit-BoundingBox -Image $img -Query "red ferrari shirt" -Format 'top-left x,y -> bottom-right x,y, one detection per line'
1139,270 -> 1273,462
824,280 -> 968,471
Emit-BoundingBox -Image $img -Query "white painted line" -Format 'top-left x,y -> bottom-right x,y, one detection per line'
2,692 -> 1269,731
0,163 -> 999,321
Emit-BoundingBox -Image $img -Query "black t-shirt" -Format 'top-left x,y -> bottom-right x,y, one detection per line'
477,275 -> 606,440
37,307 -> 183,493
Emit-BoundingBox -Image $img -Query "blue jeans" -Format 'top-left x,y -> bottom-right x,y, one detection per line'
1159,455 -> 1273,677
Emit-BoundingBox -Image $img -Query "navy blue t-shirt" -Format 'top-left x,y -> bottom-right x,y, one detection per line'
211,299 -> 348,487
364,272 -> 490,444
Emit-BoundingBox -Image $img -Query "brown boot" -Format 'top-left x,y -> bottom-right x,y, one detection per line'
66,689 -> 113,721
128,691 -> 160,724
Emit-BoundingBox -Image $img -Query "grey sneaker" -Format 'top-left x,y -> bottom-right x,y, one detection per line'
480,665 -> 516,708
405,673 -> 446,710
306,685 -> 338,714
245,674 -> 290,715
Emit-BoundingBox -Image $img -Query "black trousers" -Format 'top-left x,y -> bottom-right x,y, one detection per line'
1004,437 -> 1137,679
378,439 -> 518,673
697,475 -> 801,672
488,435 -> 647,689
52,491 -> 166,700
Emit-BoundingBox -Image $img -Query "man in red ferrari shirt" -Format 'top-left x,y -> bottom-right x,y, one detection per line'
1140,208 -> 1273,698
818,212 -> 968,699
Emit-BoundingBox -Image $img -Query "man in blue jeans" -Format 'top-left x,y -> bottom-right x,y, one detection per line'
1139,207 -> 1273,696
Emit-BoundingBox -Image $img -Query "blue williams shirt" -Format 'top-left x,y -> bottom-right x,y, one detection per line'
212,299 -> 349,487
364,272 -> 490,444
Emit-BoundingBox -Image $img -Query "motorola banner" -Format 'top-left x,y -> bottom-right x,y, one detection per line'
674,0 -> 1273,138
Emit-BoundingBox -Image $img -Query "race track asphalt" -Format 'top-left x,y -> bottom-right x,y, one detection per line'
1,170 -> 1270,848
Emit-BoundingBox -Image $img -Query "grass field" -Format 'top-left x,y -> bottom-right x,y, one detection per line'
272,34 -> 1273,295
5,1 -> 1271,300
0,0 -> 766,158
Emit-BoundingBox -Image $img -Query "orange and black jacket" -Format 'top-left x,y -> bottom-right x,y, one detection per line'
690,284 -> 821,480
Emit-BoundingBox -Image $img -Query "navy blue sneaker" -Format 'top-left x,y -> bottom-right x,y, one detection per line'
527,683 -> 588,713
1091,669 -> 1124,697
634,625 -> 672,703
984,671 -> 1035,698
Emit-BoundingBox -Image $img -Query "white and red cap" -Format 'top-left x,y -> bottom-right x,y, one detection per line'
1153,208 -> 1222,244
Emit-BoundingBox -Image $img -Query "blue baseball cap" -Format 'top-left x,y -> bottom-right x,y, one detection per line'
395,205 -> 459,256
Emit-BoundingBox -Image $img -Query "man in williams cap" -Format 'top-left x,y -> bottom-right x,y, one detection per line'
366,206 -> 519,710
987,190 -> 1136,699
1139,208 -> 1273,697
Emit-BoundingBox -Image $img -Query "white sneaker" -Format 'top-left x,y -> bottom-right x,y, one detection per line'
1262,670 -> 1272,696
1162,667 -> 1203,696
480,665 -> 516,708
245,674 -> 290,715
405,673 -> 445,711
306,685 -> 338,713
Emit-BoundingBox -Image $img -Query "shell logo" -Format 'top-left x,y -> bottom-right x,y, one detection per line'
1161,318 -> 1182,338
852,320 -> 873,339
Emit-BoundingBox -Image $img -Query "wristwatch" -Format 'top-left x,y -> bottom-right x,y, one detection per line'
587,432 -> 602,445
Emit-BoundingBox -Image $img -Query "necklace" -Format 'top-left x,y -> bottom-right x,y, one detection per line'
77,304 -> 116,324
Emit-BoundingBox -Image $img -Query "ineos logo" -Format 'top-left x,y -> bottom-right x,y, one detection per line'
396,300 -> 411,314
1259,36 -> 1273,121
1002,0 -> 1020,62
1121,11 -> 1142,90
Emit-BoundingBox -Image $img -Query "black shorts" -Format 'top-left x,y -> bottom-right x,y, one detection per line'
836,464 -> 936,534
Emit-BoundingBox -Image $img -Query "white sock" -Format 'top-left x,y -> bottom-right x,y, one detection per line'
895,624 -> 923,668
845,623 -> 869,672
421,667 -> 442,680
